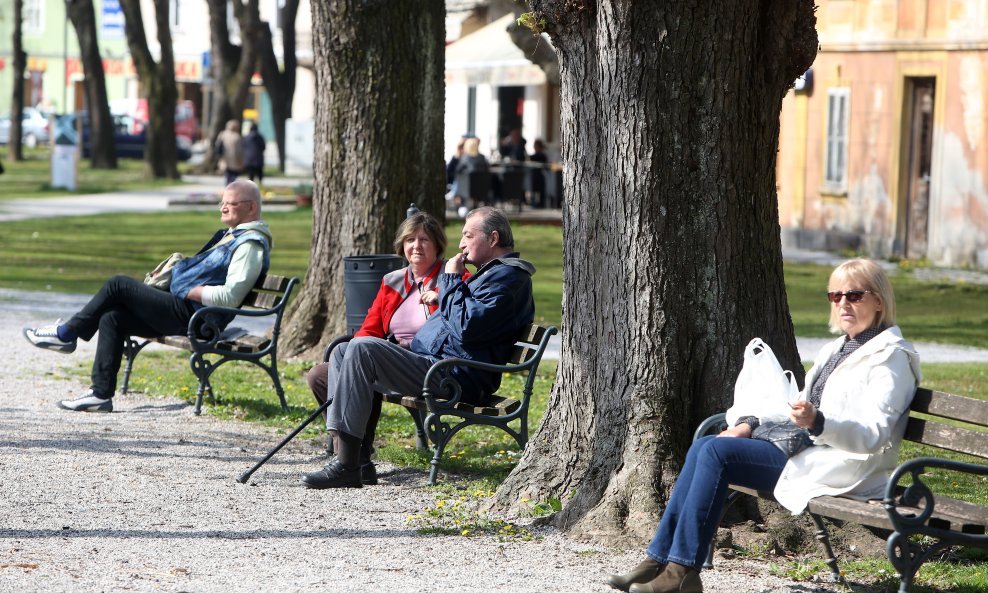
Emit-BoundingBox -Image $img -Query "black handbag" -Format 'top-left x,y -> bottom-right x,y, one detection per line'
751,421 -> 813,457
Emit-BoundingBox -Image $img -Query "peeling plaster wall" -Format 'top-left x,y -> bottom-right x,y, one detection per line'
779,1 -> 988,269
931,53 -> 988,267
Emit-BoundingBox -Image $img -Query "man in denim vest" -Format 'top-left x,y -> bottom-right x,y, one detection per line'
22,180 -> 273,412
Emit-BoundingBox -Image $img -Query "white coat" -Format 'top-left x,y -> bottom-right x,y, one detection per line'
773,326 -> 922,514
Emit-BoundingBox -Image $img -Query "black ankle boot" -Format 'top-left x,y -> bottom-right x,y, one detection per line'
301,459 -> 362,489
302,431 -> 363,489
607,558 -> 664,591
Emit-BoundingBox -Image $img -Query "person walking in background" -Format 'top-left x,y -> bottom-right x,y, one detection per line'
216,120 -> 245,185
242,123 -> 266,185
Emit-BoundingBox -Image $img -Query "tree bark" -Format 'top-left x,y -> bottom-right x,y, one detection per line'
200,0 -> 260,173
9,0 -> 26,162
492,1 -> 818,547
67,0 -> 117,169
257,0 -> 298,173
280,0 -> 445,357
119,0 -> 179,179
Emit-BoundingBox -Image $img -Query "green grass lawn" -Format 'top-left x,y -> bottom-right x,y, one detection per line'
4,206 -> 988,342
1,146 -> 190,199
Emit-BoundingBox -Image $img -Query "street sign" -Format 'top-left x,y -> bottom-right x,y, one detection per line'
101,0 -> 125,40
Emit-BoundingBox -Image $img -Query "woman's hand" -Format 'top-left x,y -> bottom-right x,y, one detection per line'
790,400 -> 817,429
718,424 -> 753,438
420,290 -> 438,305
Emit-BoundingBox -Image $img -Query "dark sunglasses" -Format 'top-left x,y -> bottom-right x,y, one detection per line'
827,290 -> 872,304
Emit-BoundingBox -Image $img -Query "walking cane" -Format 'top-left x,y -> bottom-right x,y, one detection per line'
237,399 -> 331,483
238,335 -> 352,483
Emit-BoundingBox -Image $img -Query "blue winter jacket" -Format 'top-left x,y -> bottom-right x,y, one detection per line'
411,253 -> 536,403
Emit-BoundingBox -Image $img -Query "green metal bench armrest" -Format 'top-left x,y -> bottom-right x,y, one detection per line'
421,325 -> 557,414
693,412 -> 728,442
884,456 -> 988,532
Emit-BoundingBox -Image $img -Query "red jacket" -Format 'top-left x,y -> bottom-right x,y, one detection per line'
356,259 -> 469,339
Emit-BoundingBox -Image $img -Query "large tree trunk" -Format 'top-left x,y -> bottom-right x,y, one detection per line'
119,0 -> 179,179
281,0 -> 445,357
492,1 -> 818,547
68,0 -> 117,169
200,0 -> 260,173
257,0 -> 298,173
9,0 -> 26,162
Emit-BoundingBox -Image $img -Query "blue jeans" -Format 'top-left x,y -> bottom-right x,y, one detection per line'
645,435 -> 789,570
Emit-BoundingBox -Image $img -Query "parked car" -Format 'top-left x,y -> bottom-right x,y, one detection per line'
0,107 -> 52,147
55,112 -> 192,161
110,98 -> 200,143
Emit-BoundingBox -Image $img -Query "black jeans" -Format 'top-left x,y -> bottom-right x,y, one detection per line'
64,275 -> 196,398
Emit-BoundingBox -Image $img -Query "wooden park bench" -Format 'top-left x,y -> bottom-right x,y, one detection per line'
694,387 -> 988,593
120,273 -> 299,415
238,323 -> 558,485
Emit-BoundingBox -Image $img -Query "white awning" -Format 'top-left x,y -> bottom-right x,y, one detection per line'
445,14 -> 547,87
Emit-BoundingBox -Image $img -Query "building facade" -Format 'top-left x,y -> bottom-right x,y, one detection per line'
779,0 -> 988,268
0,0 -> 308,155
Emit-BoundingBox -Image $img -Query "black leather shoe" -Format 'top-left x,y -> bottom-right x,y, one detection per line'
321,457 -> 378,486
607,558 -> 664,591
360,461 -> 378,486
301,459 -> 362,489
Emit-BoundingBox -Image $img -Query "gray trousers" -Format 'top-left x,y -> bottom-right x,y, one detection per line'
327,337 -> 441,439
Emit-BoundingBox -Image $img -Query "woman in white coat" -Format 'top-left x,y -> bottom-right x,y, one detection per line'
607,258 -> 921,593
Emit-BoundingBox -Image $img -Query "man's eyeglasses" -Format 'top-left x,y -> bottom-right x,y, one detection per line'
220,200 -> 250,209
827,290 -> 872,304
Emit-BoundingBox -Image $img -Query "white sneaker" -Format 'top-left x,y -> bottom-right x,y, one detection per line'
23,319 -> 76,354
57,390 -> 113,413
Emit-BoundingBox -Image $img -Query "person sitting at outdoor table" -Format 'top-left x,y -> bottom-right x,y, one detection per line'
499,127 -> 527,162
300,207 -> 535,489
528,139 -> 549,208
305,211 -> 466,485
608,258 -> 921,593
22,180 -> 273,413
453,137 -> 490,207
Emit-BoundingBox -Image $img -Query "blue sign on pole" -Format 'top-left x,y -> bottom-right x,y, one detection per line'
101,0 -> 125,40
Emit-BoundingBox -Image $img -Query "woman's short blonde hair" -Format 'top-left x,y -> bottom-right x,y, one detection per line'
393,212 -> 447,259
828,258 -> 896,333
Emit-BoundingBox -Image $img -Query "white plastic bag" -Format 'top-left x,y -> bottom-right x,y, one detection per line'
726,338 -> 799,426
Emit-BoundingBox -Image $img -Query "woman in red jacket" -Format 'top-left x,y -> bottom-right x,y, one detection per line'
306,212 -> 461,484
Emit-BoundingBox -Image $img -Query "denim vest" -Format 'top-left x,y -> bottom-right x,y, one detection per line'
169,228 -> 271,307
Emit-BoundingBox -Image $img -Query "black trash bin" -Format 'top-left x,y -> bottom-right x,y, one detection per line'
342,255 -> 404,334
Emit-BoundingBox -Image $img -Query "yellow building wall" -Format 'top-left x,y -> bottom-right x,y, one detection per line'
778,0 -> 988,267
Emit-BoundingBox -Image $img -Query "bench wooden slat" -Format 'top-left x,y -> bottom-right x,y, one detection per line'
244,292 -> 281,309
911,388 -> 988,427
733,486 -> 987,535
508,345 -> 537,365
516,323 -> 546,344
256,274 -> 290,291
903,418 -> 988,459
381,392 -> 521,417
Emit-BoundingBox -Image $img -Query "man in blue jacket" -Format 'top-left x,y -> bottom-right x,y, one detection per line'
302,206 -> 535,489
22,180 -> 272,413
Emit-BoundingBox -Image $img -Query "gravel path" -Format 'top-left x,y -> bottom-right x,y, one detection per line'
0,308 -> 850,593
